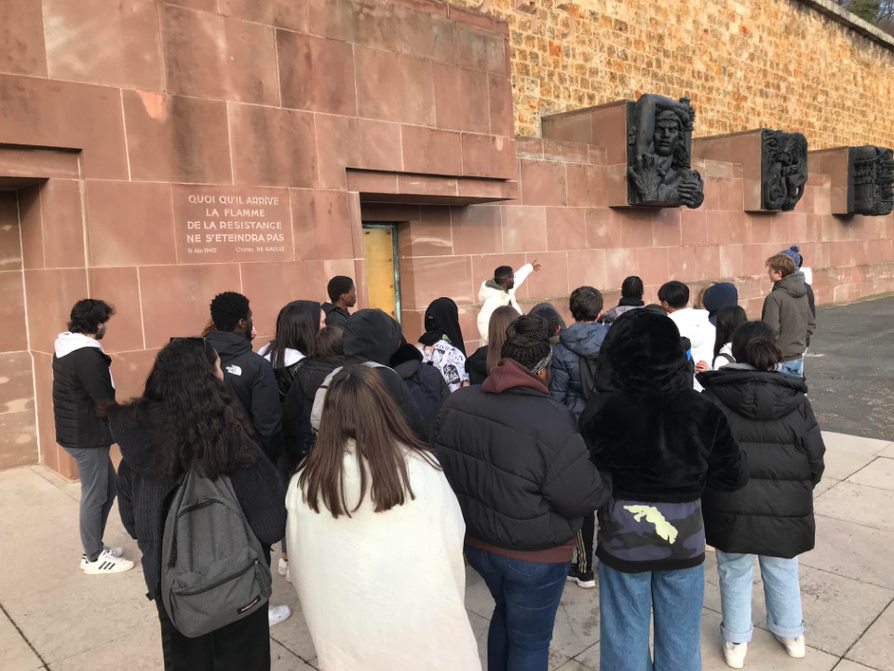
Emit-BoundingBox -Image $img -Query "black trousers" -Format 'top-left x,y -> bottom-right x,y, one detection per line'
574,512 -> 596,574
156,599 -> 271,671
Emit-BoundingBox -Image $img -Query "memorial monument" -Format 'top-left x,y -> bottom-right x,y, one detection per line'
761,130 -> 808,211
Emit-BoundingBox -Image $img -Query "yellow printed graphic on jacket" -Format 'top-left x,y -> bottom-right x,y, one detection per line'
623,505 -> 679,544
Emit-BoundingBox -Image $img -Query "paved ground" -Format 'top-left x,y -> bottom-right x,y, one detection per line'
806,295 -> 894,440
1,429 -> 893,671
2,297 -> 893,671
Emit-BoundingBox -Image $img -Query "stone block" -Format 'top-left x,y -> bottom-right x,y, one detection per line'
0,271 -> 27,352
452,205 -> 503,255
401,126 -> 463,176
160,5 -> 279,105
461,134 -> 516,179
546,207 -> 587,252
23,268 -> 89,354
229,104 -> 317,188
400,256 -> 473,311
0,0 -> 46,76
85,181 -> 176,267
585,208 -> 621,249
122,91 -> 231,184
44,0 -> 163,90
86,268 -> 144,354
520,159 -> 566,206
219,0 -> 309,31
355,47 -> 435,126
239,261 -> 328,335
290,189 -> 357,261
277,31 -> 356,115
397,207 -> 453,257
501,205 -> 546,253
432,63 -> 490,133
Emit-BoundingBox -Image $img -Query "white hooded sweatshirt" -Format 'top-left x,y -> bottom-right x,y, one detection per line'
668,308 -> 715,391
476,263 -> 533,345
54,332 -> 115,388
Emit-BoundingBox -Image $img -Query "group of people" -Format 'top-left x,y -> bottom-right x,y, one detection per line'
51,244 -> 824,670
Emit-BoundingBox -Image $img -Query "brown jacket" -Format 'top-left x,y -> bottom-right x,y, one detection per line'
761,272 -> 816,360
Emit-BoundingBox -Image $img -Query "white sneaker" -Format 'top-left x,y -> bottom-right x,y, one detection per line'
80,545 -> 125,570
775,634 -> 806,658
83,549 -> 134,575
268,604 -> 291,627
722,641 -> 747,668
277,557 -> 288,577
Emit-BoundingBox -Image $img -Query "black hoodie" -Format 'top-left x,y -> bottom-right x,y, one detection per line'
338,310 -> 425,437
698,366 -> 825,557
390,342 -> 449,439
205,330 -> 282,460
579,310 -> 748,572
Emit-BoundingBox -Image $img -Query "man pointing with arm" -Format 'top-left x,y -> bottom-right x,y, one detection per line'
477,260 -> 542,345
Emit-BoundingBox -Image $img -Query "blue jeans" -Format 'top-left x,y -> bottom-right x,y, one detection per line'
716,551 -> 805,643
465,546 -> 568,671
598,562 -> 704,671
779,357 -> 804,377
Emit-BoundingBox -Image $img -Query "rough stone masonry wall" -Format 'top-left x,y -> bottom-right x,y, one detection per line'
445,0 -> 894,148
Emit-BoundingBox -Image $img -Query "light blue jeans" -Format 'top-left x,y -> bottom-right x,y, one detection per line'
599,562 -> 704,671
716,551 -> 805,643
779,357 -> 804,377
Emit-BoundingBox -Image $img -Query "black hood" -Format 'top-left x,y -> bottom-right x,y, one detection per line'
698,368 -> 807,420
599,310 -> 691,393
343,309 -> 402,365
205,330 -> 252,360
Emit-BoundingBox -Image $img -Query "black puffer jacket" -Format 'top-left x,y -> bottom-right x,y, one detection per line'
435,358 -> 611,552
112,403 -> 286,600
205,330 -> 283,460
698,366 -> 825,557
52,334 -> 115,449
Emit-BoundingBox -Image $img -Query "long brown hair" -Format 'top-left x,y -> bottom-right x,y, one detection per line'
297,366 -> 438,518
486,305 -> 521,372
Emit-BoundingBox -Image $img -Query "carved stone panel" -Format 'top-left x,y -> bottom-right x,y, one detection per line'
626,94 -> 704,209
849,146 -> 894,216
761,130 -> 808,211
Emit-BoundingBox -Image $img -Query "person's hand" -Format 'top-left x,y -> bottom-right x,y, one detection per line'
532,259 -> 542,272
695,360 -> 710,373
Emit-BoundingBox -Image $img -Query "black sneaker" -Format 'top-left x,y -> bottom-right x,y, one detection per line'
567,566 -> 596,589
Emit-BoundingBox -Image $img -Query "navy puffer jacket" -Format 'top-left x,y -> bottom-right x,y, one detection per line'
549,322 -> 609,418
698,367 -> 825,557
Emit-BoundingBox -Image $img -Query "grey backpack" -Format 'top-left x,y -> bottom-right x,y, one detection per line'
161,469 -> 271,638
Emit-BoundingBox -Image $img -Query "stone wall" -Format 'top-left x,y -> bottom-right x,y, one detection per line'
445,0 -> 894,147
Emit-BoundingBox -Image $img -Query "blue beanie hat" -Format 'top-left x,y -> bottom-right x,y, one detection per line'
702,282 -> 739,325
780,245 -> 803,268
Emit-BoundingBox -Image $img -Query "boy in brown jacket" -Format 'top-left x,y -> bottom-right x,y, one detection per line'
762,254 -> 815,377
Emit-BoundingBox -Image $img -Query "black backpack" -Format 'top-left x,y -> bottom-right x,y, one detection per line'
579,355 -> 598,401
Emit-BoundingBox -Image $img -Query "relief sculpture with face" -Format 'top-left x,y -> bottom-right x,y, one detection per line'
849,146 -> 894,216
627,94 -> 704,208
762,130 -> 808,211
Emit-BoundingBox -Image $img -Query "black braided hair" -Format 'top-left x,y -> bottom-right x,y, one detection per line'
501,315 -> 551,370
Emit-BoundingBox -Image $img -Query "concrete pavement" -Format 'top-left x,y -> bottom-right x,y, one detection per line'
1,429 -> 893,670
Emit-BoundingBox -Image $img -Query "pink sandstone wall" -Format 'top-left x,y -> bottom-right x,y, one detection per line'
0,0 -> 892,475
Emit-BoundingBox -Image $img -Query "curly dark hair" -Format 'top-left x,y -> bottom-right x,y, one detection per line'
128,338 -> 258,480
68,299 -> 115,335
210,292 -> 250,331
